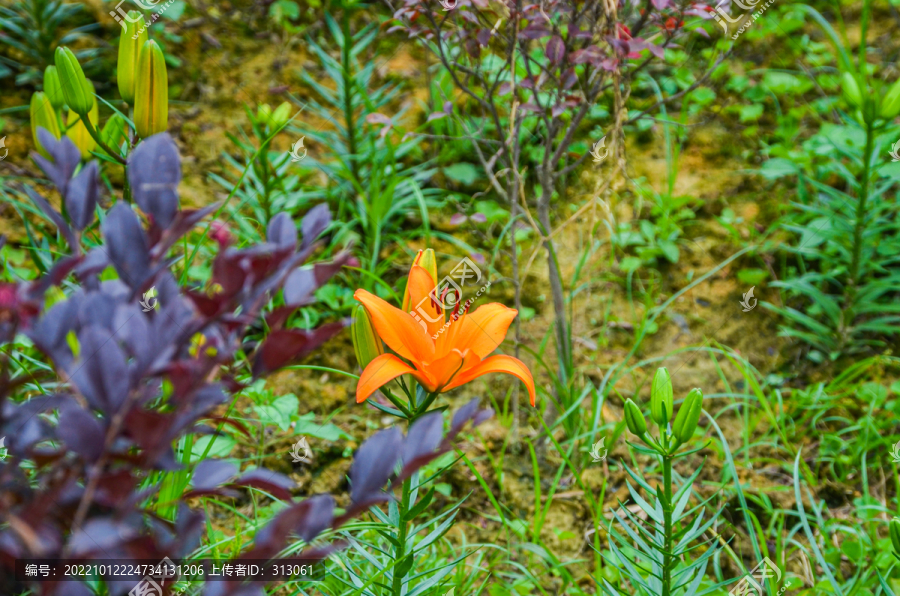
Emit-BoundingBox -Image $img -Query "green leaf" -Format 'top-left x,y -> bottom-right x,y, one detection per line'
759,158 -> 798,179
191,435 -> 235,460
737,268 -> 768,285
294,412 -> 353,441
443,163 -> 479,185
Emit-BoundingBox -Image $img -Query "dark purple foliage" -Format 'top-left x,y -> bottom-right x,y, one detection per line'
0,133 -> 493,596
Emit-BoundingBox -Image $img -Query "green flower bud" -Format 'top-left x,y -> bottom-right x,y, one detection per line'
118,12 -> 148,105
880,79 -> 900,120
66,81 -> 99,159
55,46 -> 94,116
257,103 -> 272,128
43,66 -> 65,110
891,518 -> 900,556
101,113 -> 128,157
672,388 -> 703,445
351,304 -> 384,370
841,72 -> 862,108
30,92 -> 61,159
270,102 -> 292,129
624,399 -> 648,437
650,367 -> 673,426
134,39 -> 168,139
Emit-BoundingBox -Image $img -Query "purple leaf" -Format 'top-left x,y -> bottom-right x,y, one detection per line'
476,28 -> 491,46
232,469 -> 295,501
267,212 -> 298,249
128,133 -> 182,228
449,213 -> 466,226
365,113 -> 392,126
283,268 -> 316,306
32,128 -> 80,196
349,427 -> 402,507
192,459 -> 239,490
300,203 -> 331,249
102,202 -> 151,290
519,24 -> 551,39
400,412 -> 443,475
66,161 -> 99,231
252,322 -> 346,376
24,186 -> 75,250
254,495 -> 335,553
69,518 -> 137,557
68,325 -> 129,415
426,111 -> 448,122
471,213 -> 487,224
546,35 -> 565,64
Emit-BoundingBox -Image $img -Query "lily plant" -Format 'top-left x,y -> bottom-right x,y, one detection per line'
347,249 -> 535,595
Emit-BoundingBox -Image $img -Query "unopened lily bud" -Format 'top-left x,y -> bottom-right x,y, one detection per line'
257,103 -> 272,128
650,367 -> 673,426
30,92 -> 61,159
270,102 -> 292,129
66,82 -> 99,159
672,388 -> 703,445
101,113 -> 127,157
44,66 -> 65,110
841,72 -> 862,108
891,518 -> 900,555
54,46 -> 94,116
351,304 -> 384,369
118,12 -> 148,104
880,79 -> 900,120
401,248 -> 438,312
134,39 -> 168,138
624,399 -> 647,437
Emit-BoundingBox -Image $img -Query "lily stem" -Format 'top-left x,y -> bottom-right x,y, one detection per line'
80,115 -> 127,165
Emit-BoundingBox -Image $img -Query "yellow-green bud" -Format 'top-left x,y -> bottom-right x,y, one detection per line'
133,39 -> 168,138
30,92 -> 61,159
880,80 -> 900,120
672,388 -> 703,445
402,248 -> 438,312
257,104 -> 272,127
43,66 -> 65,110
351,305 -> 384,369
891,518 -> 900,555
842,72 -> 862,108
624,399 -> 647,436
66,83 -> 99,160
54,47 -> 94,116
101,113 -> 128,157
270,102 -> 292,129
650,367 -> 673,426
118,12 -> 148,105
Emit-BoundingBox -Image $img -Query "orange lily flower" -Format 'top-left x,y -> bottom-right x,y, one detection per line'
353,253 -> 536,406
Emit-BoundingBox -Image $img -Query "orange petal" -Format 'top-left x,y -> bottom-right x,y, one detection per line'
405,265 -> 444,337
420,348 -> 478,391
443,354 -> 536,406
442,303 -> 517,359
356,353 -> 417,403
354,289 -> 435,364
